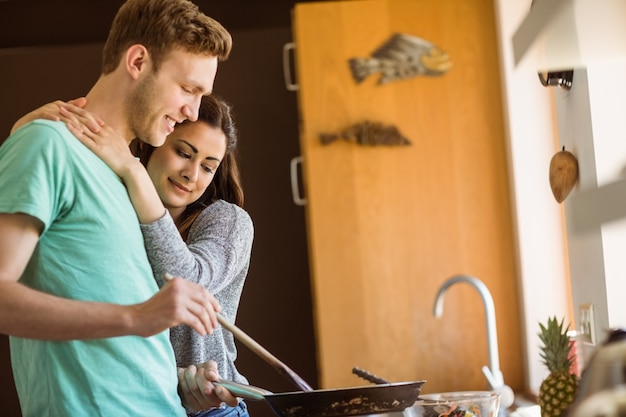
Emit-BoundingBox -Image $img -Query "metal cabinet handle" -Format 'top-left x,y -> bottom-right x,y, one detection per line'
290,156 -> 306,206
282,42 -> 298,91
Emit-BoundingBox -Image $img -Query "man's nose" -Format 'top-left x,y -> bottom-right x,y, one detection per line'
182,96 -> 202,122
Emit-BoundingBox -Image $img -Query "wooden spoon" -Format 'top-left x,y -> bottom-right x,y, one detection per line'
217,313 -> 313,392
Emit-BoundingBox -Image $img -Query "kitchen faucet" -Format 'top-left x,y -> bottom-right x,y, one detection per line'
433,274 -> 514,408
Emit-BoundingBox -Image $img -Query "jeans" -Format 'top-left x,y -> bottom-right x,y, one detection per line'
191,401 -> 249,417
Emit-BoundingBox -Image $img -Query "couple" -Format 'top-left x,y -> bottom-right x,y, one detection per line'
0,0 -> 253,416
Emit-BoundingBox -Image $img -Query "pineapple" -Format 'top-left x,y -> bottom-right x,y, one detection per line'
538,317 -> 580,417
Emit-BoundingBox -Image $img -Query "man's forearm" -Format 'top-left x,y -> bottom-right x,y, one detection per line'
0,281 -> 134,340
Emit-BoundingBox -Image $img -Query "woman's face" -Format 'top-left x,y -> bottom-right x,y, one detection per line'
146,121 -> 227,220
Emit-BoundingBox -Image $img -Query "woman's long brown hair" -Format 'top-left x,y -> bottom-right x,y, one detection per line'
131,95 -> 244,241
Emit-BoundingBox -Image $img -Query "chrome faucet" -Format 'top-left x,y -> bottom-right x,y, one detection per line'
433,275 -> 515,408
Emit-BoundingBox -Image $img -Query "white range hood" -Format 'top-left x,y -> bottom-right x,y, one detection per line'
512,0 -> 626,71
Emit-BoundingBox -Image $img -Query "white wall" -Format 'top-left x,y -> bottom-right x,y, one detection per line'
492,0 -> 571,395
559,65 -> 626,358
494,0 -> 626,396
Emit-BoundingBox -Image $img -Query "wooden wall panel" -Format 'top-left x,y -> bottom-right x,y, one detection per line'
293,0 -> 523,394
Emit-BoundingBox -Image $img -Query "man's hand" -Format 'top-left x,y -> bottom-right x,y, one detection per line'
133,276 -> 221,337
178,361 -> 239,412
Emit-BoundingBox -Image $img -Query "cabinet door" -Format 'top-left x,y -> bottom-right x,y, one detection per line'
292,0 -> 523,392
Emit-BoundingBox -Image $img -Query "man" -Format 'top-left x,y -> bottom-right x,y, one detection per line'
0,0 -> 237,415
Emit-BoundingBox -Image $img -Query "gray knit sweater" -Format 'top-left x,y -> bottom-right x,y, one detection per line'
140,200 -> 254,385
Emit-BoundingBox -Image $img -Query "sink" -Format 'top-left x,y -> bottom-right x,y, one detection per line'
505,405 -> 540,417
502,394 -> 540,417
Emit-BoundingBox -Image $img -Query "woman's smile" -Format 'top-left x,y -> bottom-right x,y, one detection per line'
169,178 -> 191,193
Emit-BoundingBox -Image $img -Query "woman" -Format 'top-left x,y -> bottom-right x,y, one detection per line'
13,95 -> 253,417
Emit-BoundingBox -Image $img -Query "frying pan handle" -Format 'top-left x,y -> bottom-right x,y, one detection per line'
214,379 -> 272,401
216,313 -> 314,392
352,367 -> 390,384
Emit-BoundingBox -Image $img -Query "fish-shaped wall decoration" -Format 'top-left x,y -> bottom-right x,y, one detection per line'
349,33 -> 452,85
319,121 -> 411,146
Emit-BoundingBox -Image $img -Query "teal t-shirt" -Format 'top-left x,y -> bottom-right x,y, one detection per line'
0,120 -> 186,417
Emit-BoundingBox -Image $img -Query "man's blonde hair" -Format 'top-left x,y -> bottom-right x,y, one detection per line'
102,0 -> 232,74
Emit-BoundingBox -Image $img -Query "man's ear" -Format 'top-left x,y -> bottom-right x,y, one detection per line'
125,44 -> 150,80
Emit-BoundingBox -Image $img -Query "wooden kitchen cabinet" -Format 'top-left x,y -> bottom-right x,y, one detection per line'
291,0 -> 524,393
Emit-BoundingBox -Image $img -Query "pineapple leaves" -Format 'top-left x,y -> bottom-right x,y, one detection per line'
538,316 -> 573,373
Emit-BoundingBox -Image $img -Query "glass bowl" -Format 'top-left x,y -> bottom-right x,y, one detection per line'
408,391 -> 501,417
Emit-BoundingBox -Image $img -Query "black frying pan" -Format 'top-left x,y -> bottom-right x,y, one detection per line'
215,314 -> 426,417
216,379 -> 426,417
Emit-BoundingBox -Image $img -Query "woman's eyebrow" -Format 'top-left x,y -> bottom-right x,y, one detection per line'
179,140 -> 198,153
179,139 -> 221,162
